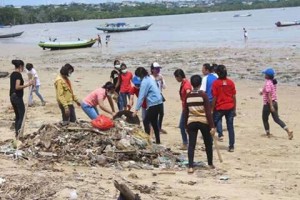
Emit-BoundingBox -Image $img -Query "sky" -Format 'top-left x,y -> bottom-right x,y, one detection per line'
1,0 -> 156,6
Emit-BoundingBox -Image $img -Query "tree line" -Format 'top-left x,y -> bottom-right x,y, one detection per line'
0,0 -> 299,25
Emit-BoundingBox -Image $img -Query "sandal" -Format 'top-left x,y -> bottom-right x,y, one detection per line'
188,168 -> 194,174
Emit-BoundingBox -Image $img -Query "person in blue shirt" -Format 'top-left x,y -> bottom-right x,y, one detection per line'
133,67 -> 163,144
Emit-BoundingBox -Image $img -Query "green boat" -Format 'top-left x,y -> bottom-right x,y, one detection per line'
38,39 -> 97,50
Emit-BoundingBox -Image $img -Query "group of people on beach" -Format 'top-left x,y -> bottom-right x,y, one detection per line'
9,59 -> 293,173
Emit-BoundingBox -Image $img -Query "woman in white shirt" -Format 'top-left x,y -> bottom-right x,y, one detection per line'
26,63 -> 46,106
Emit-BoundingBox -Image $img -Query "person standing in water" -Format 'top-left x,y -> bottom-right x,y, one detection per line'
9,60 -> 33,137
260,68 -> 293,139
243,28 -> 248,41
97,34 -> 102,47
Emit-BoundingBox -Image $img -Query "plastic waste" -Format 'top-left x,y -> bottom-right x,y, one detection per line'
69,189 -> 78,200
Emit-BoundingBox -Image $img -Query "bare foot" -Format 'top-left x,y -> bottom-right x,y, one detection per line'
288,131 -> 293,140
188,168 -> 194,174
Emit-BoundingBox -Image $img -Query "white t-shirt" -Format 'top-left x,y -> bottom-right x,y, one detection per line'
27,68 -> 41,86
150,74 -> 166,92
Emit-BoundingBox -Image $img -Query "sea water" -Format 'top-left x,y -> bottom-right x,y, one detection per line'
0,6 -> 299,55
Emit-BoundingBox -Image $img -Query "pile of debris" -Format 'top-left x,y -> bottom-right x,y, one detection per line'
11,118 -> 182,169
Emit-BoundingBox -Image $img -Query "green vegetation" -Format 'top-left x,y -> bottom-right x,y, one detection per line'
0,0 -> 299,25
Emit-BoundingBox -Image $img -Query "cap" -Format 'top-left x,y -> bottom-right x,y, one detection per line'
132,76 -> 141,86
262,68 -> 275,76
152,62 -> 161,68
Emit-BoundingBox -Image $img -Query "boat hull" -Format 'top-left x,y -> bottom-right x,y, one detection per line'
0,31 -> 24,38
96,24 -> 152,33
38,39 -> 96,50
275,21 -> 300,27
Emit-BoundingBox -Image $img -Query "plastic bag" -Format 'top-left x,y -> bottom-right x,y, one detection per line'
91,114 -> 114,130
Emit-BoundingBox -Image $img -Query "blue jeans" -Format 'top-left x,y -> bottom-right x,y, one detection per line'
179,111 -> 188,144
29,85 -> 45,105
81,102 -> 99,120
213,113 -> 223,137
214,109 -> 235,148
119,92 -> 130,111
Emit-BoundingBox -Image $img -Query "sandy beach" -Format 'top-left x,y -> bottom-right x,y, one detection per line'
0,46 -> 300,199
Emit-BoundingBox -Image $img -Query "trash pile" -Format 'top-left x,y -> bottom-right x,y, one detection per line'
3,117 -> 185,169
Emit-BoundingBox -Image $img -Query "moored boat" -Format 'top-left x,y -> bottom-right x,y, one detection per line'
38,39 -> 97,50
275,21 -> 300,27
233,13 -> 252,17
96,22 -> 152,33
0,31 -> 23,38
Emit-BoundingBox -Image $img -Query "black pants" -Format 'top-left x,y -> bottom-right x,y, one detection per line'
58,104 -> 76,123
262,101 -> 286,132
10,93 -> 25,137
143,104 -> 162,144
158,102 -> 164,130
187,122 -> 213,167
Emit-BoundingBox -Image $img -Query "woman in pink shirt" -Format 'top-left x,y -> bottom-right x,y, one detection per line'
81,82 -> 116,120
261,68 -> 293,139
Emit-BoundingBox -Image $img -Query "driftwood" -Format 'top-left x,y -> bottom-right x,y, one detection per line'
114,180 -> 141,200
65,127 -> 106,135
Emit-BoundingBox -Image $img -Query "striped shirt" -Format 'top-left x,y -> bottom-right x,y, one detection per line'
184,90 -> 214,129
262,79 -> 277,105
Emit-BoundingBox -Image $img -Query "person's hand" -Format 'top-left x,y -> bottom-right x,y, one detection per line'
259,88 -> 263,96
233,110 -> 237,117
132,110 -> 138,117
270,106 -> 275,113
111,112 -> 116,117
28,80 -> 34,87
76,101 -> 81,107
210,128 -> 216,136
126,105 -> 132,111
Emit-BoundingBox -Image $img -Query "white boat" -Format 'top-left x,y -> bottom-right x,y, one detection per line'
96,22 -> 152,33
233,13 -> 252,17
275,21 -> 300,27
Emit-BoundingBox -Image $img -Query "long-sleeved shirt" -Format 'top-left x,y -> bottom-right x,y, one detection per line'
135,76 -> 163,110
54,75 -> 79,108
184,90 -> 215,129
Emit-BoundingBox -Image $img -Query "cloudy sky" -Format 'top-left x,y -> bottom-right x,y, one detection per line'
1,0 -> 151,6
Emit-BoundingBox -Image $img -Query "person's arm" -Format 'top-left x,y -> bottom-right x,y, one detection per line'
184,96 -> 189,130
115,74 -> 121,89
200,76 -> 207,92
128,94 -> 134,110
107,96 -> 115,114
203,93 -> 215,129
268,93 -> 275,112
233,95 -> 237,116
211,97 -> 216,112
15,79 -> 32,90
98,98 -> 115,116
55,80 -> 68,109
135,80 -> 149,111
161,75 -> 166,89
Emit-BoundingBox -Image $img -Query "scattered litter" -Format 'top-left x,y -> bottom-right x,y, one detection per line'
0,177 -> 6,185
219,176 -> 229,180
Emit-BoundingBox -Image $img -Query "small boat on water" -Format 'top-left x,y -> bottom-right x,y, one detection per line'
38,39 -> 97,50
275,21 -> 300,27
0,31 -> 23,38
96,22 -> 152,33
233,13 -> 252,17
